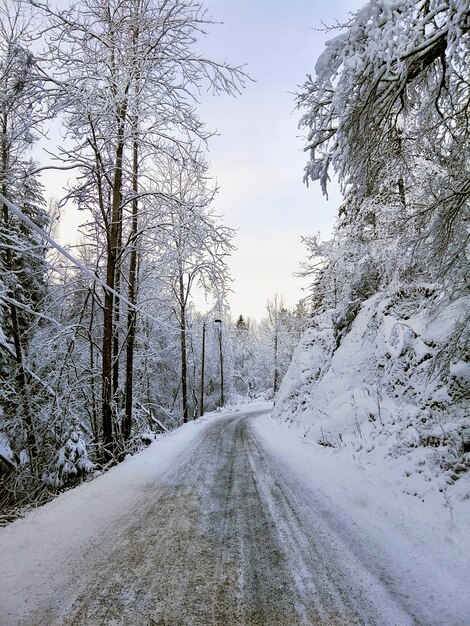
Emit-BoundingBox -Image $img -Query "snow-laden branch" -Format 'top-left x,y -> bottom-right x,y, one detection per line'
0,191 -> 178,332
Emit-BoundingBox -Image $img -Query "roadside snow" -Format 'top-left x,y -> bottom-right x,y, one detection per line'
1,400 -> 468,625
273,290 -> 470,522
0,404 -> 267,620
254,413 -> 470,626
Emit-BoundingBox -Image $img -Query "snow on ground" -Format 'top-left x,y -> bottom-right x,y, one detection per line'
0,403 -> 266,618
254,413 -> 470,625
1,398 -> 469,624
267,286 -> 470,621
273,290 -> 470,522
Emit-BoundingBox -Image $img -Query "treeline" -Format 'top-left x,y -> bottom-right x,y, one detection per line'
0,0 -> 305,518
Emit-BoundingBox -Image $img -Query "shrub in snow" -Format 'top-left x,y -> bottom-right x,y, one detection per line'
45,421 -> 94,489
449,361 -> 470,401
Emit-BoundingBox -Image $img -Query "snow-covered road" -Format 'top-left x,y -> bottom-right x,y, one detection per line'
1,405 -> 469,625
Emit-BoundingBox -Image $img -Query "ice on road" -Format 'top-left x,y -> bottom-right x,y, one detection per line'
1,407 -> 468,625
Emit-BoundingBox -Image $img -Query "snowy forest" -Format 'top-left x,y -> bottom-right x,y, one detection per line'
0,0 -> 309,520
0,0 -> 469,525
276,0 -> 469,505
1,1 -> 469,622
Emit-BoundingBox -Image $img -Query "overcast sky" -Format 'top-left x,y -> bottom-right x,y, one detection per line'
191,0 -> 365,320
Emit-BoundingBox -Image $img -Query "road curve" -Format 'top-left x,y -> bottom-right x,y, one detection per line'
7,409 -> 417,625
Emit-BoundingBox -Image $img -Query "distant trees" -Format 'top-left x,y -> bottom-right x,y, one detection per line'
152,153 -> 235,422
231,315 -> 256,396
262,295 -> 307,394
230,299 -> 308,400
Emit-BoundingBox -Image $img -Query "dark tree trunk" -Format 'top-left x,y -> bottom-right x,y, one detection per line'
102,244 -> 115,456
199,323 -> 206,417
112,214 -> 123,397
123,129 -> 139,441
88,285 -> 99,442
102,107 -> 127,459
218,324 -> 225,407
273,331 -> 279,393
179,269 -> 189,423
8,298 -> 37,463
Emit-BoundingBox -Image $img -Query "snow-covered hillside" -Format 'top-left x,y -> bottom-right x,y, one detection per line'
280,0 -> 470,525
273,289 -> 470,517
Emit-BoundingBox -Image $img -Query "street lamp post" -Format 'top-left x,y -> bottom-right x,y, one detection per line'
216,320 -> 224,408
199,322 -> 206,417
199,318 -> 224,417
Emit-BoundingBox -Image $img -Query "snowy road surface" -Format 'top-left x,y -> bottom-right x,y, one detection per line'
1,406 -> 469,625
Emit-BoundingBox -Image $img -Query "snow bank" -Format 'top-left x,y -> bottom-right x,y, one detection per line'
273,290 -> 470,519
254,413 -> 470,625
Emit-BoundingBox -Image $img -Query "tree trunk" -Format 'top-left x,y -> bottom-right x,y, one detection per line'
102,109 -> 127,459
199,323 -> 206,417
218,324 -> 224,407
123,128 -> 138,441
273,330 -> 279,393
102,238 -> 115,456
88,285 -> 99,442
179,269 -> 189,423
112,213 -> 122,397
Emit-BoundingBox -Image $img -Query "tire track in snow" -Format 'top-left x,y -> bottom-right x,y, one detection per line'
4,409 -> 418,625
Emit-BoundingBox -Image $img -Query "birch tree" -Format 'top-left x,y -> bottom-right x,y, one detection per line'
35,0 -> 245,456
151,153 -> 235,422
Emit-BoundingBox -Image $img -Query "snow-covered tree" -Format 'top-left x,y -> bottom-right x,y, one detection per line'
33,0 -> 245,456
44,419 -> 94,489
297,0 -> 470,372
0,0 -> 50,481
277,0 -> 470,491
231,315 -> 256,396
150,154 -> 235,421
260,295 -> 304,395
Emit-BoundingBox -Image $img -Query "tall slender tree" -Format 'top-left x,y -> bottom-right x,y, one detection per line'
150,153 -> 235,422
0,1 -> 49,473
36,0 -> 245,454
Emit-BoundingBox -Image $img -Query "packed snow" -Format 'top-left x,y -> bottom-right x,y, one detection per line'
255,412 -> 470,625
1,402 -> 469,624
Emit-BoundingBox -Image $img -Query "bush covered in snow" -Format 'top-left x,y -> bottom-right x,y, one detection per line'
44,421 -> 95,489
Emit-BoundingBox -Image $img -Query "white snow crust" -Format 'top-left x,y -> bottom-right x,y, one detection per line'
254,413 -> 470,626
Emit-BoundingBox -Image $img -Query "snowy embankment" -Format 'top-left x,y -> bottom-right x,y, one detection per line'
272,289 -> 470,525
254,414 -> 470,625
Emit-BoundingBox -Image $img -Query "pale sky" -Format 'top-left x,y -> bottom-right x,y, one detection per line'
48,0 -> 365,321
194,0 -> 364,319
